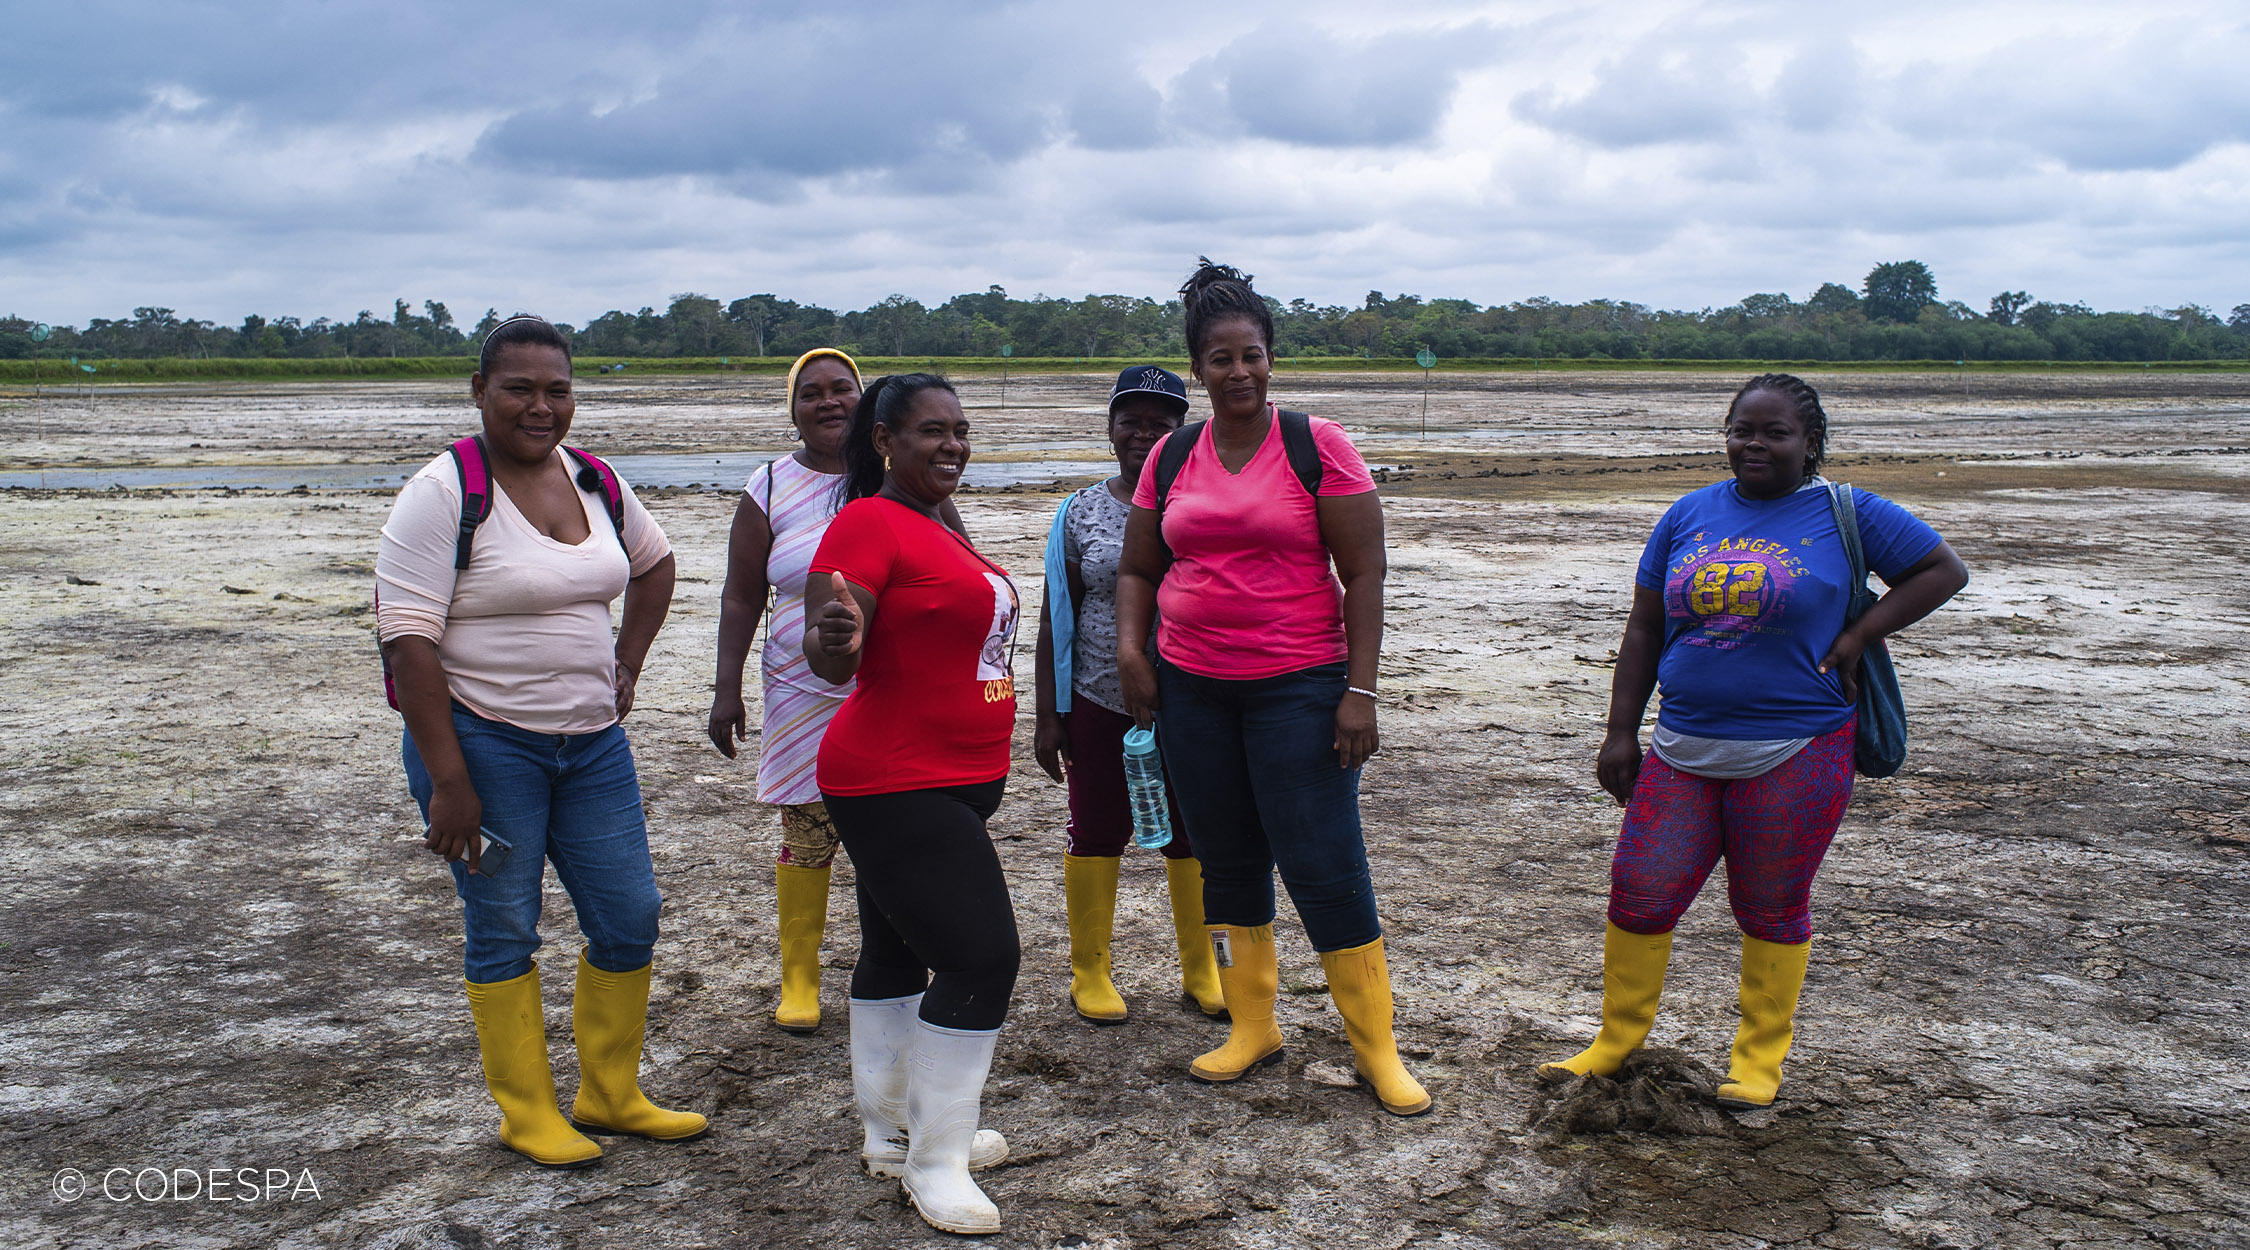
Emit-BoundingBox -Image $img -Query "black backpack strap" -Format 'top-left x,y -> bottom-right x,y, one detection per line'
1276,410 -> 1323,497
1150,421 -> 1206,566
1155,412 -> 1322,506
447,435 -> 493,571
1152,420 -> 1205,515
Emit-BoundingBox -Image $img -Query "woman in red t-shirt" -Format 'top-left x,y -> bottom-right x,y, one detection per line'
1115,260 -> 1428,1118
802,373 -> 1020,1236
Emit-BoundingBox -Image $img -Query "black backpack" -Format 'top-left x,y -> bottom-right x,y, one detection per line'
1150,410 -> 1322,563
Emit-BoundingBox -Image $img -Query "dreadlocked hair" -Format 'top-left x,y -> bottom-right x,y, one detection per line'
836,373 -> 958,505
1727,372 -> 1830,477
478,314 -> 572,378
1178,257 -> 1274,362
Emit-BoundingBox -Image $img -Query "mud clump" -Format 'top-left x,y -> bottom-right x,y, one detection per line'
1533,1048 -> 1736,1139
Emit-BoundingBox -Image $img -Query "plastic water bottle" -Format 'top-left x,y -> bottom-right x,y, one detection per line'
1121,726 -> 1173,851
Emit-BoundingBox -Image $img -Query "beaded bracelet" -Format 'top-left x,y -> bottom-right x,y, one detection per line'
1346,686 -> 1379,700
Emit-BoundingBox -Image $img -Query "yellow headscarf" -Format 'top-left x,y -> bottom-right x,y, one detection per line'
784,348 -> 863,424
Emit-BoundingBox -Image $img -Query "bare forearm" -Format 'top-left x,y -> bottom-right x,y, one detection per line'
715,496 -> 774,692
1034,604 -> 1058,718
1605,624 -> 1662,736
1339,571 -> 1384,691
1848,547 -> 1970,648
616,556 -> 676,675
713,585 -> 765,691
1115,574 -> 1156,657
386,638 -> 470,787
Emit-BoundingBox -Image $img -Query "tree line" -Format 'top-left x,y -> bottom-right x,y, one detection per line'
6,263 -> 2247,364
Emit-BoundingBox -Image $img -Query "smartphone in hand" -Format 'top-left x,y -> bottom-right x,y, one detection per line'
428,825 -> 516,877
473,828 -> 514,878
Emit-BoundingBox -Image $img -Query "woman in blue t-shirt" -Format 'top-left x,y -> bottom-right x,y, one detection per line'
1540,373 -> 1968,1110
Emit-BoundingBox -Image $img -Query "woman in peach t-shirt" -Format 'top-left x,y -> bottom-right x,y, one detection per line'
375,316 -> 702,1170
1115,260 -> 1428,1117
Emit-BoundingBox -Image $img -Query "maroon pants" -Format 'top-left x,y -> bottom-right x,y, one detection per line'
1063,699 -> 1195,860
1607,718 -> 1856,945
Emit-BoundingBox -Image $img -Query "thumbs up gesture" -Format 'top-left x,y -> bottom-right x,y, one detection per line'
811,570 -> 866,660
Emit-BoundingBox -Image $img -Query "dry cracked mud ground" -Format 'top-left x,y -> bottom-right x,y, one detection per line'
1,371 -> 2245,1248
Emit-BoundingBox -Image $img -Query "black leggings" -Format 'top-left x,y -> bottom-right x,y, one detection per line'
824,779 -> 1019,1031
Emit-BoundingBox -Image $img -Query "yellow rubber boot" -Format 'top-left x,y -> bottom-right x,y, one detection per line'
1320,938 -> 1432,1116
1716,935 -> 1812,1110
1163,857 -> 1227,1017
774,862 -> 830,1033
1064,854 -> 1128,1023
569,954 -> 710,1141
463,967 -> 602,1169
1538,923 -> 1674,1081
1189,924 -> 1285,1081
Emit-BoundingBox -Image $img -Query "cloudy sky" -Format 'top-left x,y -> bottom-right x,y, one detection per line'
5,0 -> 2246,326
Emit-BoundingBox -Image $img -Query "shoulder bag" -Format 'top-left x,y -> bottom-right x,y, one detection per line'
1827,482 -> 1908,778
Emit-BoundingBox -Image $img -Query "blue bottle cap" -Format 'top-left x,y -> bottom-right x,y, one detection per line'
1122,726 -> 1158,756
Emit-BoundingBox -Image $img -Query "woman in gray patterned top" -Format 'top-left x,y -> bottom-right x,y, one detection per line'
1033,366 -> 1226,1025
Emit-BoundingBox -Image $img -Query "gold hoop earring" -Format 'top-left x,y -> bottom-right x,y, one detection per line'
883,453 -> 892,472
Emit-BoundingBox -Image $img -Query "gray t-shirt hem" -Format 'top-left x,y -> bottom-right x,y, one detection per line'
1650,723 -> 1811,780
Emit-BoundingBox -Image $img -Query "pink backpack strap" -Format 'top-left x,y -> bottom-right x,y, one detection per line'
383,435 -> 495,712
447,436 -> 493,570
563,446 -> 627,545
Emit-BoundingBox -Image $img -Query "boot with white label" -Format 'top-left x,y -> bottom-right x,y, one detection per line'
1188,923 -> 1284,1082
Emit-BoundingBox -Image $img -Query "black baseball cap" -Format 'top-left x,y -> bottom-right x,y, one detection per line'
1108,365 -> 1190,416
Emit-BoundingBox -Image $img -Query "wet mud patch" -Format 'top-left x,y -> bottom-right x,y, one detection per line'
1532,1049 -> 1731,1138
1527,1051 -> 1913,1246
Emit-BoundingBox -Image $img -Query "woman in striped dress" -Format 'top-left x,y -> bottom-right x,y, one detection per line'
710,349 -> 968,1031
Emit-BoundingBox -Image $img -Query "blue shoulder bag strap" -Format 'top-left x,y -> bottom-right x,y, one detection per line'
1828,480 -> 1909,777
1827,481 -> 1874,620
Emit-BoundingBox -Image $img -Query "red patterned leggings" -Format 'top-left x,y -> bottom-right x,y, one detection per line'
1608,718 -> 1855,945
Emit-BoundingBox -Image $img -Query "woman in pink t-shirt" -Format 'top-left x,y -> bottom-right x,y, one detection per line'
1115,260 -> 1428,1117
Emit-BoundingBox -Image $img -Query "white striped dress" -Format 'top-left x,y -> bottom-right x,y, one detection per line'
753,455 -> 852,804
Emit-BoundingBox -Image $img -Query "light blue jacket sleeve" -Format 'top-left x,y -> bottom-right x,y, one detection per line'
1043,494 -> 1075,715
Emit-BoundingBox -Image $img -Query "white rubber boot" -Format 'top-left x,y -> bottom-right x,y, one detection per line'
902,1020 -> 1004,1235
850,996 -> 1006,1179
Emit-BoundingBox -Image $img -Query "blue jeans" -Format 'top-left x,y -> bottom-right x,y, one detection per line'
403,705 -> 662,984
1156,660 -> 1380,951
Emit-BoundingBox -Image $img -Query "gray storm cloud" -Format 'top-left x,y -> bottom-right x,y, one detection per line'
1,1 -> 2243,322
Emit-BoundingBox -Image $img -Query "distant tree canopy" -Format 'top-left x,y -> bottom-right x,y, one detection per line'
6,264 -> 2247,364
1863,260 -> 1939,324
